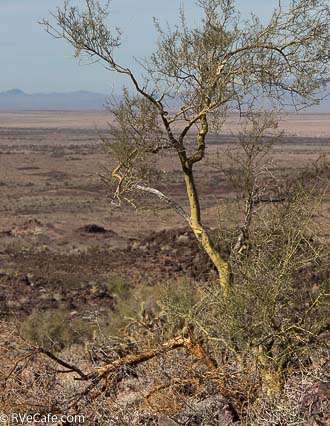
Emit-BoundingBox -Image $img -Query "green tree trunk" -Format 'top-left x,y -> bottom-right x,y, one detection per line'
183,167 -> 230,294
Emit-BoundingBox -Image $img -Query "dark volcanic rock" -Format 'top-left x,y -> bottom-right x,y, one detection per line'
80,224 -> 107,233
79,224 -> 117,235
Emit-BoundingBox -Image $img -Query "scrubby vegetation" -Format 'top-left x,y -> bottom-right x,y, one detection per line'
0,0 -> 329,424
1,151 -> 328,424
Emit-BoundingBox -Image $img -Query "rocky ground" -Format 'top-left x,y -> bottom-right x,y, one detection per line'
0,111 -> 329,425
0,220 -> 213,319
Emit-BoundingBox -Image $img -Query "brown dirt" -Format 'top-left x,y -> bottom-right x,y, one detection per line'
0,226 -> 212,319
0,110 -> 329,320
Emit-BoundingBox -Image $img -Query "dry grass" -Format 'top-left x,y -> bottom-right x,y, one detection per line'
0,320 -> 328,425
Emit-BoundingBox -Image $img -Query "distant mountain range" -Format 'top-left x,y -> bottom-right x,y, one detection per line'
0,89 -> 112,110
0,88 -> 329,112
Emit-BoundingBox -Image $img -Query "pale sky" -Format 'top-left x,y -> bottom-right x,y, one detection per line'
1,0 -> 290,94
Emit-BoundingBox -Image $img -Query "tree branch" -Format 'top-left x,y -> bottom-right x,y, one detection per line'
38,347 -> 88,379
232,184 -> 256,256
134,184 -> 190,224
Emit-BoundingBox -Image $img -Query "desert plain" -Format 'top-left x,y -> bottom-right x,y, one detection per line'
0,110 -> 329,320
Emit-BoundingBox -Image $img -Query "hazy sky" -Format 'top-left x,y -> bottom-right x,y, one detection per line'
1,0 -> 289,94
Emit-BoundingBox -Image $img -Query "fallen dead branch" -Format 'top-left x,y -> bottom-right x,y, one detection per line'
38,347 -> 87,379
87,336 -> 189,382
88,331 -> 217,382
34,329 -> 218,410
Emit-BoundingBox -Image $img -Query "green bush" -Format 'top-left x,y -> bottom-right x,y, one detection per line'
20,310 -> 95,351
163,189 -> 329,402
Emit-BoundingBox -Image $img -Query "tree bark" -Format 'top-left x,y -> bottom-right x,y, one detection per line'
183,166 -> 230,294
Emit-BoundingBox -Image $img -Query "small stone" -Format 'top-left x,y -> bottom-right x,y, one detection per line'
158,415 -> 179,426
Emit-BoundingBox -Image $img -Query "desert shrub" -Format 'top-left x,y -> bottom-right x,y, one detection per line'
162,188 -> 329,414
4,152 -> 328,425
107,274 -> 131,300
20,310 -> 95,351
103,274 -> 167,338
